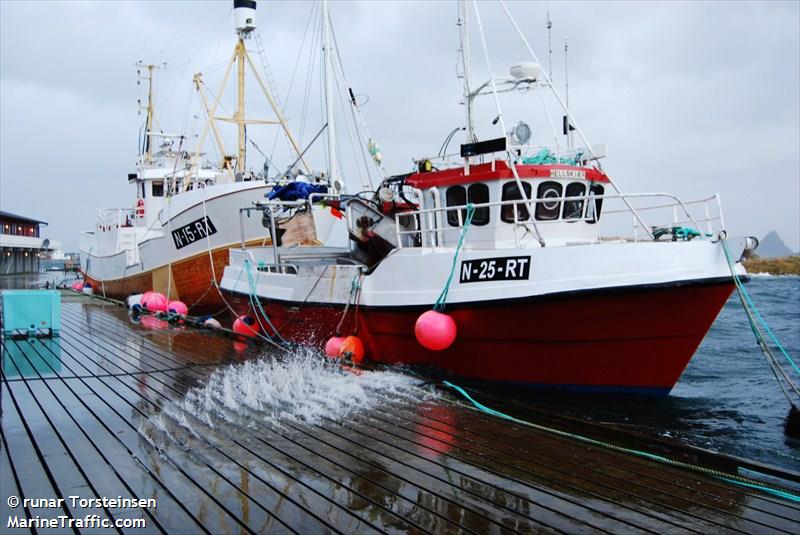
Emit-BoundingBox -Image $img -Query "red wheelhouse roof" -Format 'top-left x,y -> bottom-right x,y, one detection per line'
405,161 -> 609,189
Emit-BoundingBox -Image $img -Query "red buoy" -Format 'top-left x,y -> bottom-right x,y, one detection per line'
233,315 -> 260,338
71,281 -> 84,292
143,292 -> 167,312
339,335 -> 366,365
415,310 -> 457,351
325,336 -> 345,358
167,300 -> 188,316
141,291 -> 154,304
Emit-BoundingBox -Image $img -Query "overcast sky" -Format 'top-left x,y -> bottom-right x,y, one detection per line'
1,0 -> 798,252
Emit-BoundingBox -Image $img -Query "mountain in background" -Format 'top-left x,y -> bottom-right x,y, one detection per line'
757,231 -> 794,258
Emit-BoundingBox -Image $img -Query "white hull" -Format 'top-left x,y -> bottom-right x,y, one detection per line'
81,182 -> 270,283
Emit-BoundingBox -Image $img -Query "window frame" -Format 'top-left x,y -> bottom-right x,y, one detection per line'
534,181 -> 564,221
500,181 -> 533,223
563,182 -> 587,221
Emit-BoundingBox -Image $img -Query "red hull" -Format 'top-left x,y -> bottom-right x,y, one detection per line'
230,280 -> 735,394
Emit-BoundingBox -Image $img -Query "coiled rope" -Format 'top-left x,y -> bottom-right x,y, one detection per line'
443,381 -> 800,503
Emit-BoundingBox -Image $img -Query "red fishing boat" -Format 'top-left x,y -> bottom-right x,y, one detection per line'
219,0 -> 754,394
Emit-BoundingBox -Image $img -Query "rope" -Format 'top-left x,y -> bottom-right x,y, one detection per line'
720,238 -> 800,377
242,258 -> 289,346
443,381 -> 800,504
335,271 -> 362,336
434,204 -> 474,312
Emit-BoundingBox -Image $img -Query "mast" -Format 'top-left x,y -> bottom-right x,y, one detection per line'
236,38 -> 247,174
459,0 -> 474,143
189,0 -> 310,187
136,61 -> 160,163
322,0 -> 339,191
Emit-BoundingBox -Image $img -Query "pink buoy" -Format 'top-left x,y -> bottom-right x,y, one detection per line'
143,292 -> 167,312
233,315 -> 260,338
167,300 -> 188,316
414,310 -> 457,351
324,336 -> 346,358
71,281 -> 84,292
141,291 -> 154,306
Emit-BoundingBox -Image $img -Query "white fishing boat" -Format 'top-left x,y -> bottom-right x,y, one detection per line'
79,0 -> 325,313
219,0 -> 756,394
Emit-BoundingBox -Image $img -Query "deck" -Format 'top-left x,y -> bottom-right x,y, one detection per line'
1,291 -> 799,534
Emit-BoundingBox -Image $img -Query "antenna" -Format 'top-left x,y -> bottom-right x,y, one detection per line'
546,9 -> 553,80
564,38 -> 571,148
564,38 -> 569,108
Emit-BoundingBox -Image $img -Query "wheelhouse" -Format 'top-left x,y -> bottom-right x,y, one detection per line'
403,161 -> 610,248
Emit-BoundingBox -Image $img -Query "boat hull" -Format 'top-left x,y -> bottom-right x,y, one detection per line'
229,278 -> 735,394
84,243 -> 237,313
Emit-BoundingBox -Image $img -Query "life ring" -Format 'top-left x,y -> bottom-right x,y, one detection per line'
136,199 -> 145,219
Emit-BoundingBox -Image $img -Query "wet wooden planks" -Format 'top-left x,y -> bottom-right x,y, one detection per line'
1,297 -> 798,534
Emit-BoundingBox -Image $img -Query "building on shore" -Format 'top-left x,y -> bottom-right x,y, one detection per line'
0,210 -> 61,274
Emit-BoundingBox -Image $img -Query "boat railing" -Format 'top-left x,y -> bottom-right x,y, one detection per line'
413,144 -> 588,170
394,192 -> 725,248
96,208 -> 136,229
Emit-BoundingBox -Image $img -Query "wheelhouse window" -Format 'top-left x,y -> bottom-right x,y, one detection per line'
535,181 -> 563,221
501,181 -> 532,223
586,183 -> 605,224
468,183 -> 490,226
446,185 -> 467,226
563,182 -> 586,220
446,183 -> 490,226
152,181 -> 164,197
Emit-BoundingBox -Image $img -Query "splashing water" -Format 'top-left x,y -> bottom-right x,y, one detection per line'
145,348 -> 436,448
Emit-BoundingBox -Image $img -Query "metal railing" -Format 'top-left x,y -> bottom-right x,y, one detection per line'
393,191 -> 725,249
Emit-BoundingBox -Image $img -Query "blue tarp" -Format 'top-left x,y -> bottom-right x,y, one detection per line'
267,182 -> 328,201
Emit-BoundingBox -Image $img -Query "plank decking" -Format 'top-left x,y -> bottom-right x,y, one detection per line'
1,293 -> 799,534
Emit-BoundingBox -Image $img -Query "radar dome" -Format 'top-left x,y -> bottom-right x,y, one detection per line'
509,62 -> 541,82
234,0 -> 257,34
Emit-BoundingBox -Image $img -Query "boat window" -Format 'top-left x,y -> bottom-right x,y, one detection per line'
152,181 -> 164,197
587,184 -> 605,224
446,186 -> 467,226
563,182 -> 586,220
535,181 -> 563,220
501,182 -> 532,223
468,183 -> 490,226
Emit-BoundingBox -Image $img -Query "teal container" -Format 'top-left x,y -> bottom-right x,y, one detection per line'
1,290 -> 61,337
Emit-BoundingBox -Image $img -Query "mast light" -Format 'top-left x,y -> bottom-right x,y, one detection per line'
234,0 -> 257,35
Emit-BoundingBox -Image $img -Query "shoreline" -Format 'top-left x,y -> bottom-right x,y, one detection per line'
743,255 -> 800,276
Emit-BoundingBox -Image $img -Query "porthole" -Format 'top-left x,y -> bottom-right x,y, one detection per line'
535,181 -> 563,220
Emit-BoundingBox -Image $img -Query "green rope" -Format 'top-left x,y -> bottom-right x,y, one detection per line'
443,381 -> 800,504
434,204 -> 475,312
242,259 -> 289,346
720,239 -> 800,376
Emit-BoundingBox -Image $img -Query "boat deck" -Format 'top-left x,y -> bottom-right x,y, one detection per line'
1,292 -> 799,534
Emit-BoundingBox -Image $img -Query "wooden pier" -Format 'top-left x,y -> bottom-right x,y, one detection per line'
2,292 -> 799,534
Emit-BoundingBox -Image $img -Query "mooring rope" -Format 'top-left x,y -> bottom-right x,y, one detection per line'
434,203 -> 475,312
720,237 -> 799,377
443,381 -> 800,504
